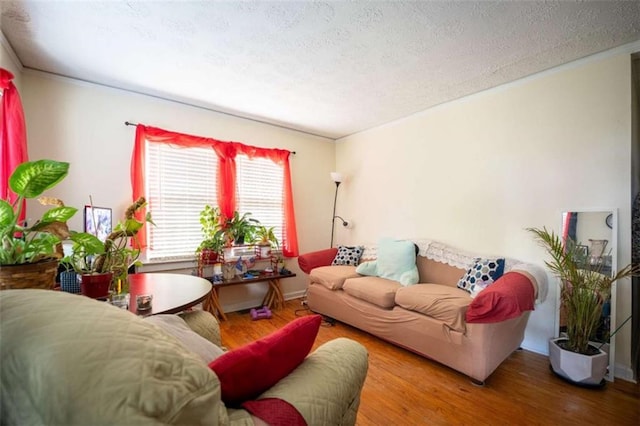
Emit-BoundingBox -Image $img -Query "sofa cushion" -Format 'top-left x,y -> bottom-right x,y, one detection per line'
466,272 -> 535,323
376,238 -> 419,286
310,265 -> 360,290
144,314 -> 225,364
208,315 -> 322,406
395,284 -> 471,332
457,258 -> 505,293
342,276 -> 401,309
331,245 -> 364,266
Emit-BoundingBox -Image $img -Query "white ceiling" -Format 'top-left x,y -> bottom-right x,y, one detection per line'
2,1 -> 640,139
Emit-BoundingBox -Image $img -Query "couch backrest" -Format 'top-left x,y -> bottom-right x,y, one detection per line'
416,256 -> 466,287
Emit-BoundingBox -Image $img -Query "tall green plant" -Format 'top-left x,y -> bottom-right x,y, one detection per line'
528,227 -> 639,354
0,160 -> 77,265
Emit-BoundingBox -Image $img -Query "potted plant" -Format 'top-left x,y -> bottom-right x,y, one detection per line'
65,197 -> 152,298
196,204 -> 223,262
254,225 -> 279,258
219,210 -> 260,248
0,159 -> 78,290
528,227 -> 640,386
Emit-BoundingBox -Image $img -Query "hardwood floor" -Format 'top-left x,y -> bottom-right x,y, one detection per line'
218,299 -> 640,426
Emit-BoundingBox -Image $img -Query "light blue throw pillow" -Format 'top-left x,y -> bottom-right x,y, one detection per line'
356,260 -> 378,276
376,238 -> 419,286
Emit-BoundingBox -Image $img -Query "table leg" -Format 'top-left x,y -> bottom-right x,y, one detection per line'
262,278 -> 285,310
203,287 -> 227,321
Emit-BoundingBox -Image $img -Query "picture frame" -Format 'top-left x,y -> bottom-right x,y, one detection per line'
84,206 -> 112,242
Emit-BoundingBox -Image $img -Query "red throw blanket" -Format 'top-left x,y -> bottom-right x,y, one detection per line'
242,398 -> 307,426
465,271 -> 535,323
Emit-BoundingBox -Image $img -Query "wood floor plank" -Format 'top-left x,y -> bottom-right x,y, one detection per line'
218,299 -> 640,425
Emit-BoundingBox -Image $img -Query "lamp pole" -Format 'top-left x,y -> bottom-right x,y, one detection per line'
330,180 -> 340,247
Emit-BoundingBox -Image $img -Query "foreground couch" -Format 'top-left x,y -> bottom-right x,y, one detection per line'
0,289 -> 368,425
298,239 -> 547,385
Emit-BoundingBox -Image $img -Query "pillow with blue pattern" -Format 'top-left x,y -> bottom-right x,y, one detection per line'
457,258 -> 506,294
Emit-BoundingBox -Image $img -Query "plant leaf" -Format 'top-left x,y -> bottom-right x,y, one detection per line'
0,200 -> 16,228
9,160 -> 69,199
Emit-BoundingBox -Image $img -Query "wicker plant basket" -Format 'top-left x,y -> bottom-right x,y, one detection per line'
0,259 -> 59,290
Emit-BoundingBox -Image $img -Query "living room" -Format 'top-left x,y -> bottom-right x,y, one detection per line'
1,1 -> 639,423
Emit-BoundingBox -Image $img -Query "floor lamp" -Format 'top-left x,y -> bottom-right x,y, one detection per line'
330,172 -> 349,247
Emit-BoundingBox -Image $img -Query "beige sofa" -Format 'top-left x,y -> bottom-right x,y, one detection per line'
298,239 -> 547,385
0,289 -> 368,425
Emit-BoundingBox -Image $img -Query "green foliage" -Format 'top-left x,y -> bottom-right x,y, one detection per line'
196,205 -> 224,254
221,210 -> 260,245
528,227 -> 640,354
254,225 -> 279,249
0,160 -> 76,265
64,198 -> 152,280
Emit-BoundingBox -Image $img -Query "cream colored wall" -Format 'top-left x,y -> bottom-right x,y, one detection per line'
19,70 -> 335,311
336,48 -> 638,379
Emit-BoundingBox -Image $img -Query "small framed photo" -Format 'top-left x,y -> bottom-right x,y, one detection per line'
84,206 -> 112,242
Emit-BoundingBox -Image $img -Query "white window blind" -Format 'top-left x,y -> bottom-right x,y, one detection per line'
145,141 -> 218,260
235,154 -> 285,245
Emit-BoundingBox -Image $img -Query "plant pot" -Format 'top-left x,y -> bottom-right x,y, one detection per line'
199,249 -> 219,264
79,272 -> 114,299
60,271 -> 80,293
549,338 -> 608,387
259,244 -> 272,258
0,259 -> 59,290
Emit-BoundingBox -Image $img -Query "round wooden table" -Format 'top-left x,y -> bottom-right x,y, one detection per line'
127,273 -> 212,316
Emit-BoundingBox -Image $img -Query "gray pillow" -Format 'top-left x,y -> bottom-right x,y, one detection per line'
144,314 -> 224,363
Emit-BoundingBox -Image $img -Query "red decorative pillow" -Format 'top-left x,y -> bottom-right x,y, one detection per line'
465,272 -> 535,323
208,314 -> 322,406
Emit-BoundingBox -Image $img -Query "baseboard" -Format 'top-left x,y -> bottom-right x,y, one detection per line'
614,363 -> 637,383
222,289 -> 307,314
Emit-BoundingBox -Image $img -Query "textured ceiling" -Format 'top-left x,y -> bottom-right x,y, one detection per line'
2,1 -> 640,139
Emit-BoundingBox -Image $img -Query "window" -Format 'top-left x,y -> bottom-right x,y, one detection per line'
145,142 -> 218,260
133,125 -> 298,260
236,154 -> 285,245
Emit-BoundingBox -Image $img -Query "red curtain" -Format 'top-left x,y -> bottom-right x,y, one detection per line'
0,68 -> 28,221
131,125 -> 299,257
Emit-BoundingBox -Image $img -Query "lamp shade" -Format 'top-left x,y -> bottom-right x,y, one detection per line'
330,172 -> 343,183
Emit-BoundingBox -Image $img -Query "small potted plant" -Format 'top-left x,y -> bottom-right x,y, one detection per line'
222,210 -> 260,245
528,227 -> 640,386
254,225 -> 279,258
196,204 -> 223,263
65,197 -> 152,298
0,159 -> 78,289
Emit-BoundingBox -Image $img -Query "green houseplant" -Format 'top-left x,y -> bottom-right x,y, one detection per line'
0,159 -> 78,289
528,227 -> 640,385
254,225 -> 279,258
65,197 -> 152,297
219,210 -> 260,246
196,204 -> 224,260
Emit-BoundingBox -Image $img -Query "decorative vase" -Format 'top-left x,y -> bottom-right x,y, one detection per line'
0,259 -> 59,290
79,272 -> 114,299
548,338 -> 608,387
60,271 -> 80,293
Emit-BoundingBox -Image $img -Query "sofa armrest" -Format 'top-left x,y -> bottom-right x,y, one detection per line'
465,271 -> 536,323
297,248 -> 339,274
180,310 -> 223,347
249,338 -> 368,425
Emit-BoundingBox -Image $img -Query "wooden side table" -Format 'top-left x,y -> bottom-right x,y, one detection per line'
202,272 -> 296,321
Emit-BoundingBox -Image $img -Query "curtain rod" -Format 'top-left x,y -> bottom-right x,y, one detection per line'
124,121 -> 296,154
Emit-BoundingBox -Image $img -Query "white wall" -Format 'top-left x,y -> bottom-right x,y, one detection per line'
1,33 -> 22,89
336,47 -> 638,379
19,70 -> 336,311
